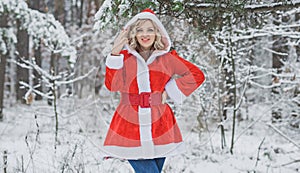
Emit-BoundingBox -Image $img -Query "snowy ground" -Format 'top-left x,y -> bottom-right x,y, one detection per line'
0,93 -> 299,173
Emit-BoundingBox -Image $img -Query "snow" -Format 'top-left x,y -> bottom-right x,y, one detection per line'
1,0 -> 300,172
0,94 -> 299,172
245,0 -> 300,9
93,0 -> 113,31
0,28 -> 17,55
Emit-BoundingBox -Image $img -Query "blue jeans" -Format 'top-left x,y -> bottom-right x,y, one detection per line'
128,157 -> 166,173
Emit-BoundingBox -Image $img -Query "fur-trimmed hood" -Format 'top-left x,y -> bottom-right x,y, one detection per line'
123,9 -> 171,64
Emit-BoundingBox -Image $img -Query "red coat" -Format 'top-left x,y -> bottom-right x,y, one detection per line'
101,10 -> 205,159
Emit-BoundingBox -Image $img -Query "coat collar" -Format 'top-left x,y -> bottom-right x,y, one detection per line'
125,44 -> 168,65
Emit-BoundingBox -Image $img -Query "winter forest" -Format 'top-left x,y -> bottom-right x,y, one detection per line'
0,0 -> 300,172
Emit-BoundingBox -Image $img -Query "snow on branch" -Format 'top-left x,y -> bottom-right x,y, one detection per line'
56,67 -> 97,86
11,58 -> 60,81
93,0 -> 131,31
0,28 -> 17,55
14,57 -> 96,99
185,1 -> 300,13
18,58 -> 96,86
0,0 -> 77,65
93,0 -> 113,30
216,25 -> 300,42
263,47 -> 289,56
244,1 -> 300,12
20,81 -> 54,99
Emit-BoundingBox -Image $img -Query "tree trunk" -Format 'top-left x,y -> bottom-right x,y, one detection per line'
16,20 -> 29,103
29,0 -> 43,100
48,53 -> 57,105
0,15 -> 8,120
271,14 -> 288,122
39,0 -> 47,12
94,0 -> 101,10
79,0 -> 84,26
29,0 -> 40,10
53,0 -> 65,97
54,0 -> 65,25
0,52 -> 7,120
71,0 -> 75,25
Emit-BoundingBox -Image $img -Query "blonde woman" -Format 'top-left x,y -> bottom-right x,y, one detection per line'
103,9 -> 205,173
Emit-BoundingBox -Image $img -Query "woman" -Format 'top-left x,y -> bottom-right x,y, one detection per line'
103,9 -> 205,173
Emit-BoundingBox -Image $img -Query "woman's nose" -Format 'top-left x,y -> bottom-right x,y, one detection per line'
141,31 -> 149,36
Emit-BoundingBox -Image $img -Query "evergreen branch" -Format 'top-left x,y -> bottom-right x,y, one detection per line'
184,1 -> 300,13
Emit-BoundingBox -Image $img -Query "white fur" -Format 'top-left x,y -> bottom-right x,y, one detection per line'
165,79 -> 187,104
105,54 -> 124,69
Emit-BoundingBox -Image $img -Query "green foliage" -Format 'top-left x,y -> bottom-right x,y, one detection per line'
171,1 -> 184,12
94,0 -> 294,35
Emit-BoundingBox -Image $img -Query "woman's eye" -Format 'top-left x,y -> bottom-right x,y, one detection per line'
148,29 -> 154,32
136,29 -> 143,33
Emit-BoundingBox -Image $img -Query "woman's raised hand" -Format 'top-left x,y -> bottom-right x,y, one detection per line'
111,29 -> 129,55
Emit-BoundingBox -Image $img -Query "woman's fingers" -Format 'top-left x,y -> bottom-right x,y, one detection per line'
115,29 -> 128,42
119,29 -> 129,38
112,29 -> 129,54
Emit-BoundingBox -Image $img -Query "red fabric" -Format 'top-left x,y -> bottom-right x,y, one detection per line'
104,50 -> 205,147
120,92 -> 162,107
105,50 -> 138,93
169,50 -> 205,96
142,8 -> 155,14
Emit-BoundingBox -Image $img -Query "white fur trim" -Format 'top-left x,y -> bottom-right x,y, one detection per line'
124,44 -> 167,65
139,108 -> 152,141
136,57 -> 151,93
101,142 -> 186,159
105,54 -> 124,69
146,50 -> 168,65
165,79 -> 187,104
135,52 -> 154,150
124,11 -> 171,52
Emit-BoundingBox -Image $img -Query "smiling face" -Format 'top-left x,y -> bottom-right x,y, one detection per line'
135,20 -> 156,50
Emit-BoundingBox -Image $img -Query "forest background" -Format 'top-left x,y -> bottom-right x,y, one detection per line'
0,0 -> 300,172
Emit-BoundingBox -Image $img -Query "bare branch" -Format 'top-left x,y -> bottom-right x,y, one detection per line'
255,137 -> 266,167
266,123 -> 300,150
280,159 -> 300,167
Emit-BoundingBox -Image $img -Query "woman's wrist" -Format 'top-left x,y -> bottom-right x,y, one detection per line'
111,49 -> 121,56
111,53 -> 120,56
111,48 -> 121,56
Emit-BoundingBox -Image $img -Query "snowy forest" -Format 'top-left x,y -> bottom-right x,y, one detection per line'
0,0 -> 300,172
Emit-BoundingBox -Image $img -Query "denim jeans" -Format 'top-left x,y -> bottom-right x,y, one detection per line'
128,157 -> 166,173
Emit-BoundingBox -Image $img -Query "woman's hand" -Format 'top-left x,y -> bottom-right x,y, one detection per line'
162,91 -> 168,104
111,29 -> 129,55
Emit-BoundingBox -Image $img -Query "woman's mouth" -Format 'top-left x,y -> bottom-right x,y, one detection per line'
141,38 -> 150,42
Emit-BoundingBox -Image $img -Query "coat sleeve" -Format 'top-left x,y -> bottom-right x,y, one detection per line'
104,50 -> 128,91
165,50 -> 205,104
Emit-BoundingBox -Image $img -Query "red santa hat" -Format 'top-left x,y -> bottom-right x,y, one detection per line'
142,8 -> 156,14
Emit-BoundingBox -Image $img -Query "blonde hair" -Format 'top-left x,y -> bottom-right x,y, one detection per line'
128,19 -> 165,50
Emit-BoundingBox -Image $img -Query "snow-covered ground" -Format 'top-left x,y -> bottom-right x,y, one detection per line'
0,94 -> 299,173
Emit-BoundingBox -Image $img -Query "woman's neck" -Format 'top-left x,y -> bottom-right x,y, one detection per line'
137,46 -> 153,61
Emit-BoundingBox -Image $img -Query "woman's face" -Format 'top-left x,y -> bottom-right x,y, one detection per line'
135,20 -> 156,50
